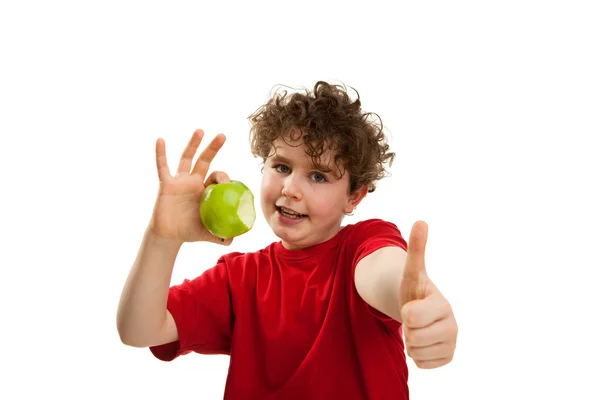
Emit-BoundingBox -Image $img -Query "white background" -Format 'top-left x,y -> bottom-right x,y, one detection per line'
1,1 -> 599,399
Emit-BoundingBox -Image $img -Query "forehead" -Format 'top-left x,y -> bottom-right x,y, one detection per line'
269,137 -> 338,171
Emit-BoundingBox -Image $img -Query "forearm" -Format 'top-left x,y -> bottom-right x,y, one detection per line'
355,246 -> 406,322
116,226 -> 182,347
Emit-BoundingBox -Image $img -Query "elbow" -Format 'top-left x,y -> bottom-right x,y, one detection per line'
117,327 -> 147,348
116,315 -> 145,348
116,322 -> 133,347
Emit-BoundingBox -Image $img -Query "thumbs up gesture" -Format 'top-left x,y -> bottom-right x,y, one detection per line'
399,221 -> 458,369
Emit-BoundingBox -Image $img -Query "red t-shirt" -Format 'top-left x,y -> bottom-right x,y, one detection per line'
150,218 -> 409,399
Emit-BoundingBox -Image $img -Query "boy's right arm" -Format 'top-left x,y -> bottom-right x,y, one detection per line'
116,227 -> 182,348
116,130 -> 231,348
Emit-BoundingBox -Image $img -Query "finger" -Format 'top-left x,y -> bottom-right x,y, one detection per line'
204,171 -> 231,186
401,292 -> 451,328
155,138 -> 171,181
191,133 -> 226,178
176,129 -> 204,176
207,235 -> 234,246
414,357 -> 453,370
221,238 -> 234,246
404,220 -> 428,279
407,341 -> 455,362
403,317 -> 458,348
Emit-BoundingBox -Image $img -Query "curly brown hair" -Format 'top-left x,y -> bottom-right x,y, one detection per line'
248,81 -> 395,193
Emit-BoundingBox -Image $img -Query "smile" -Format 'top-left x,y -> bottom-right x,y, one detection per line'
276,206 -> 307,219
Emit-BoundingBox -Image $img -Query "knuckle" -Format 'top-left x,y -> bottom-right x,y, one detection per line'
443,300 -> 453,316
440,343 -> 453,358
446,321 -> 459,339
215,171 -> 230,183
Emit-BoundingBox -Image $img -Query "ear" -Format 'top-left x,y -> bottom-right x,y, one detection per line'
344,185 -> 369,214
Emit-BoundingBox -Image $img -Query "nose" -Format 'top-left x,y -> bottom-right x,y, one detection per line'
282,175 -> 302,200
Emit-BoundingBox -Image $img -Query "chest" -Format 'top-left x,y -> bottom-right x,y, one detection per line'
233,252 -> 355,343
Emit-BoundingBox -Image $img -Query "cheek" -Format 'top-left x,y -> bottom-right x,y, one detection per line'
260,171 -> 280,201
308,190 -> 347,215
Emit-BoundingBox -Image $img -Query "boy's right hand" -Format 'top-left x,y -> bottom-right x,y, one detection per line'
149,129 -> 233,245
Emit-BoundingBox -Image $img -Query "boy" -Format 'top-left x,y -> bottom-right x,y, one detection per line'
117,81 -> 458,399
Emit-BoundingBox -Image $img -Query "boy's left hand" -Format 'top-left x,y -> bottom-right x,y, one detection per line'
399,221 -> 458,369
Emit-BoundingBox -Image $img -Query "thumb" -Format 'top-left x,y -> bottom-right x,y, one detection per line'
204,170 -> 231,186
404,220 -> 428,279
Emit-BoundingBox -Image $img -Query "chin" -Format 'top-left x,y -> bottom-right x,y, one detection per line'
267,213 -> 308,247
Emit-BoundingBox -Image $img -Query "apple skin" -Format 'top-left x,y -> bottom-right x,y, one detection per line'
200,180 -> 256,239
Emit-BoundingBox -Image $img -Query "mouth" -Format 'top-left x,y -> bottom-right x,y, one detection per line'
276,206 -> 307,220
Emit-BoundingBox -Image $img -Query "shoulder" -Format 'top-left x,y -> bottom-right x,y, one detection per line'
350,218 -> 400,230
344,218 -> 404,242
342,219 -> 407,262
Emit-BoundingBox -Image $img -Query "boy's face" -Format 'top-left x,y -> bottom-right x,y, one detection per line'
260,132 -> 367,250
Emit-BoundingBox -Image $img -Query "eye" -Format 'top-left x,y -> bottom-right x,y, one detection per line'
274,164 -> 290,173
311,173 -> 327,183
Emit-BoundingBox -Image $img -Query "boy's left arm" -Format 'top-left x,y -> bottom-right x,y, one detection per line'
354,220 -> 458,369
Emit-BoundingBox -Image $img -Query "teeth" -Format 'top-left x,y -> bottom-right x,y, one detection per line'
279,207 -> 304,218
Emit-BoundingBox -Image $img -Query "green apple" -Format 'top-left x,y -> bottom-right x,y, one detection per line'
200,180 -> 256,239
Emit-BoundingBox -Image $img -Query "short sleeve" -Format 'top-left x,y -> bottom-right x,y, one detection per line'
351,219 -> 408,265
348,219 -> 408,323
149,257 -> 234,361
